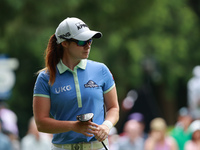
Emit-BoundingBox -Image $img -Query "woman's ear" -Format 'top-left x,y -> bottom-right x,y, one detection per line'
61,41 -> 69,48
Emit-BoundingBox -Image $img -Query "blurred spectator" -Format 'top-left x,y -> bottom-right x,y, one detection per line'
144,117 -> 178,150
21,117 -> 52,150
118,119 -> 145,150
0,101 -> 18,135
108,127 -> 119,150
187,66 -> 200,119
170,107 -> 192,150
0,118 -> 13,150
184,120 -> 200,150
128,112 -> 148,139
0,101 -> 20,150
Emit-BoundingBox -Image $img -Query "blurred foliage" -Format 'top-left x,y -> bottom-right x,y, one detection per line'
1,0 -> 200,137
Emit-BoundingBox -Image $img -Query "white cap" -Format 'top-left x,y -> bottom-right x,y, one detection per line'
55,17 -> 102,44
189,120 -> 200,134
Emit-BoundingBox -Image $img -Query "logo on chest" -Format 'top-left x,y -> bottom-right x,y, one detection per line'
84,80 -> 99,88
55,85 -> 71,94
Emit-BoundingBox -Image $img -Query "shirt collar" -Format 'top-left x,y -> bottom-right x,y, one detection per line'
57,59 -> 87,74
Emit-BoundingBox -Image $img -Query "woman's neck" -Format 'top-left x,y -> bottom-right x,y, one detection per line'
62,58 -> 81,71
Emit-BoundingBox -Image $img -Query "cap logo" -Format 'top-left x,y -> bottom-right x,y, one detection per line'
76,22 -> 88,30
58,32 -> 71,39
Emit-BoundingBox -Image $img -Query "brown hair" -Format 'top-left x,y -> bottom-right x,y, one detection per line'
42,34 -> 64,85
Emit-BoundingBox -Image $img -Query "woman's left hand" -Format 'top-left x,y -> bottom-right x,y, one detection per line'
94,124 -> 110,142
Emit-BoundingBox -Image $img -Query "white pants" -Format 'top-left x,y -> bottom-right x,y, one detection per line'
51,144 -> 109,150
51,140 -> 109,150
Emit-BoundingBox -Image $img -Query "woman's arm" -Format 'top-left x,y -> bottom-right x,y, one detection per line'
33,96 -> 99,136
103,86 -> 119,125
95,86 -> 119,142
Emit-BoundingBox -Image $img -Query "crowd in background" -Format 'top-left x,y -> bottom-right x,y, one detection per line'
0,101 -> 52,150
108,110 -> 200,150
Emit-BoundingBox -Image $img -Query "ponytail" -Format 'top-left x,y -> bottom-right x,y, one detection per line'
44,34 -> 63,85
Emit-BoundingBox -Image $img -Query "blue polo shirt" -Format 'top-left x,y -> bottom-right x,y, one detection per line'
33,59 -> 115,144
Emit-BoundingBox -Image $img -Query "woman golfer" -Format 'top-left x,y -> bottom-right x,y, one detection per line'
33,17 -> 119,150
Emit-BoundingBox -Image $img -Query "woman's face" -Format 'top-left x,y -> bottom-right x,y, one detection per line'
192,130 -> 200,141
64,40 -> 91,60
150,130 -> 165,142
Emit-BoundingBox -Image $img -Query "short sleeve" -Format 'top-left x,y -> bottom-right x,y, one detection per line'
33,71 -> 50,98
102,64 -> 115,94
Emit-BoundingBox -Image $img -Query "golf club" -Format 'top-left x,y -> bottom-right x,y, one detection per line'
76,113 -> 108,150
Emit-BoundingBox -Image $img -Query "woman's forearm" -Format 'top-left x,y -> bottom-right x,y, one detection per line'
35,117 -> 75,134
104,107 -> 119,126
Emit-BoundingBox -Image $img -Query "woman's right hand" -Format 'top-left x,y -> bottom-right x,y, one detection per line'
73,121 -> 99,137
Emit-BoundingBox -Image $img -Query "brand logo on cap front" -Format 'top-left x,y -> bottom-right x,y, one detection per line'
76,22 -> 88,30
